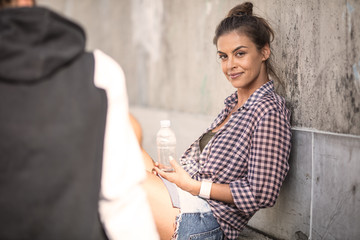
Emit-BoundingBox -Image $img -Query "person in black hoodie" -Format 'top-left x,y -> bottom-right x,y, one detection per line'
0,1 -> 159,240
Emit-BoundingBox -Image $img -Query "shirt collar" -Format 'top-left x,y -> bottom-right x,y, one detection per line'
224,80 -> 274,111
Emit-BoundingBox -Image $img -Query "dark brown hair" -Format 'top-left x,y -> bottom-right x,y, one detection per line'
0,0 -> 12,8
213,2 -> 280,83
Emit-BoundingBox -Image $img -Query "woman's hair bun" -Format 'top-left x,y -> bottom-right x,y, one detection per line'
227,2 -> 253,17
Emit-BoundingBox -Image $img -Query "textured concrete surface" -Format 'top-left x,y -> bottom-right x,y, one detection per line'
238,227 -> 275,240
248,130 -> 313,239
38,0 -> 360,135
311,133 -> 360,240
245,129 -> 360,240
275,0 -> 360,136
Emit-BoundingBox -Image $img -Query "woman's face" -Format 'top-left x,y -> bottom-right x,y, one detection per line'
1,0 -> 34,8
217,31 -> 269,91
15,0 -> 34,7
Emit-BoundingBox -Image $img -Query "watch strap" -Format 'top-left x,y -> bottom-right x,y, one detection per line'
199,179 -> 212,199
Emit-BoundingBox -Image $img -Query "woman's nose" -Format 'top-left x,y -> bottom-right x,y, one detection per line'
226,56 -> 237,70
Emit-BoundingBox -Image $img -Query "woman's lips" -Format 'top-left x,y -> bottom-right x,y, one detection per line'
228,72 -> 243,79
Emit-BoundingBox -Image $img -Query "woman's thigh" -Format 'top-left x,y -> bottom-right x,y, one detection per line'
142,172 -> 179,240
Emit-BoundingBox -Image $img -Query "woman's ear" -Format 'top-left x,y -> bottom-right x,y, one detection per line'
261,44 -> 271,61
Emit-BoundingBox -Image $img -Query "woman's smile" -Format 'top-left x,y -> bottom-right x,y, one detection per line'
228,72 -> 244,80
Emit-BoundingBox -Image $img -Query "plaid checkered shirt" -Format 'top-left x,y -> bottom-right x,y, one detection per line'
180,81 -> 292,240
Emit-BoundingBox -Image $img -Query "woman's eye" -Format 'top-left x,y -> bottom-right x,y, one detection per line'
218,55 -> 227,61
236,52 -> 245,57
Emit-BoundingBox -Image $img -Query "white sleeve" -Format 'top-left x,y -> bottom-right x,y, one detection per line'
94,50 -> 159,240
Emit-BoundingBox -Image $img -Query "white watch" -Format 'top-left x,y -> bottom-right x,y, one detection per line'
199,179 -> 212,199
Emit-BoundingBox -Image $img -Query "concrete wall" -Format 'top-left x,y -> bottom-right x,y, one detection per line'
38,0 -> 360,136
37,0 -> 360,239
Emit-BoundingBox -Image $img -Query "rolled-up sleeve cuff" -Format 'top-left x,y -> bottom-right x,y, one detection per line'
230,179 -> 259,214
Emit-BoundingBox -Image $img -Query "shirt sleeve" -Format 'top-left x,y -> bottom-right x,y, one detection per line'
229,110 -> 291,214
93,50 -> 159,240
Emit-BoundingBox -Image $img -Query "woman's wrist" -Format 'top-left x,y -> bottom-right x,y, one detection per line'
187,179 -> 201,196
199,180 -> 212,199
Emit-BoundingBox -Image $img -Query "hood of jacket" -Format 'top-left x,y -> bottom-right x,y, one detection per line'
0,7 -> 86,82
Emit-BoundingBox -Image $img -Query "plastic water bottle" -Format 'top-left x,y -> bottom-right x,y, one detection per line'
156,120 -> 176,172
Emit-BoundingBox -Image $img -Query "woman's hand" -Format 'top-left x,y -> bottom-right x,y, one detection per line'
153,157 -> 201,196
153,158 -> 234,203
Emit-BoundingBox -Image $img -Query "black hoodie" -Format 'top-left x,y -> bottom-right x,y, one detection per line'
0,7 -> 108,240
0,6 -> 85,82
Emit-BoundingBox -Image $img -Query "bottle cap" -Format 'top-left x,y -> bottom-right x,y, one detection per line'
160,120 -> 171,127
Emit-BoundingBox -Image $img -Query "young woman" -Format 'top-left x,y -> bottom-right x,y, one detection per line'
143,2 -> 292,240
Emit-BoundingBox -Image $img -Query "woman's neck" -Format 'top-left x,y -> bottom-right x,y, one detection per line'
236,76 -> 269,107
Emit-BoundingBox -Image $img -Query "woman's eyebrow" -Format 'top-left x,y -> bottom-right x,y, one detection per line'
232,46 -> 247,53
217,46 -> 248,55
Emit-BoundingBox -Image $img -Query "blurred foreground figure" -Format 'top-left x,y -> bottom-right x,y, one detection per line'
0,1 -> 158,239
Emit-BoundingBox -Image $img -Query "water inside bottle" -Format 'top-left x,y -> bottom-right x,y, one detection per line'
157,146 -> 176,172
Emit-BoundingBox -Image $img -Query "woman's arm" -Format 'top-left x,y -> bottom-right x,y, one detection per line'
154,159 -> 234,204
230,110 -> 291,214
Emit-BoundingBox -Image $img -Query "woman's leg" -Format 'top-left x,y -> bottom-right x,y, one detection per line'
142,172 -> 179,240
129,113 -> 143,145
142,149 -> 156,172
129,114 -> 156,171
130,114 -> 178,238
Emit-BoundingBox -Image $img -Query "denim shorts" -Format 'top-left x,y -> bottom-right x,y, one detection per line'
161,178 -> 224,240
